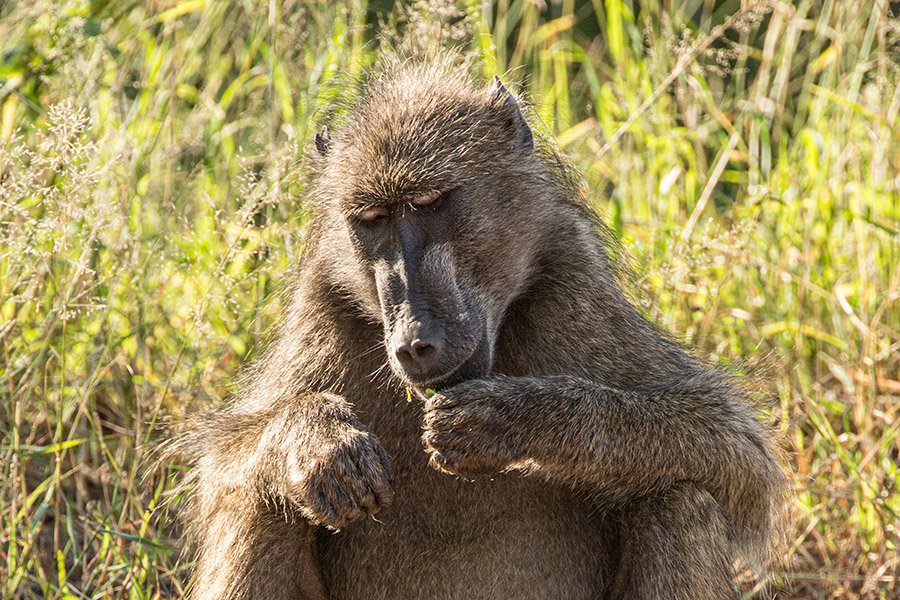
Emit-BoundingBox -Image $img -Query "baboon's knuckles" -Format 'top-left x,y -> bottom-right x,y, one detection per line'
285,430 -> 394,530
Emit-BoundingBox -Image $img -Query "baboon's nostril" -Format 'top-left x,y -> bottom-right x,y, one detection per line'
394,336 -> 444,374
410,338 -> 436,359
396,343 -> 413,360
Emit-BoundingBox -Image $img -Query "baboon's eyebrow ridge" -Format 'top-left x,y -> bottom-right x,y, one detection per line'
339,185 -> 451,214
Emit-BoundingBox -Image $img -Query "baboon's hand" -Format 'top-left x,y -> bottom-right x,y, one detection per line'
283,405 -> 395,530
421,378 -> 546,478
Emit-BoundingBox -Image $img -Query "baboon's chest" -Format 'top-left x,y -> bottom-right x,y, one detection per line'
317,457 -> 610,600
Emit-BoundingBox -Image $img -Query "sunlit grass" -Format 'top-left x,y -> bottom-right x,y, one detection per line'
1,0 -> 897,598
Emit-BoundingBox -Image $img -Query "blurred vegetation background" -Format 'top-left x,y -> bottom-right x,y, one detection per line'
0,0 -> 897,598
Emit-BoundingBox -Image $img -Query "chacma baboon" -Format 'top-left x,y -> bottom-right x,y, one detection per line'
180,57 -> 785,600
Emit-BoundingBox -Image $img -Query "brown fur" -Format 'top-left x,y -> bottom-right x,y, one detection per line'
178,56 -> 785,600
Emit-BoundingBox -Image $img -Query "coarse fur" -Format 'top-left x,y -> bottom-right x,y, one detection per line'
177,55 -> 786,600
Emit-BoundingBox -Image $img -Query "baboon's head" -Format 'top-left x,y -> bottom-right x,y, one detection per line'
316,62 -> 553,388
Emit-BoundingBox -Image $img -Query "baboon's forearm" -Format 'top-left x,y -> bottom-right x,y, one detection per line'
519,373 -> 783,563
466,375 -> 781,534
192,391 -> 353,498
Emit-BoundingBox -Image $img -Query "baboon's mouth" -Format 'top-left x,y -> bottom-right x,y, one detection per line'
406,362 -> 481,391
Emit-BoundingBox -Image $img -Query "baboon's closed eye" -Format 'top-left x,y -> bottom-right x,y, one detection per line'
355,205 -> 389,223
351,188 -> 452,224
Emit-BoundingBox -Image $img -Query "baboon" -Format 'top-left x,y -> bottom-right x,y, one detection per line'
181,58 -> 785,600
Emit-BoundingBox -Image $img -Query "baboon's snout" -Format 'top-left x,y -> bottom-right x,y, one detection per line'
376,242 -> 490,388
377,265 -> 460,386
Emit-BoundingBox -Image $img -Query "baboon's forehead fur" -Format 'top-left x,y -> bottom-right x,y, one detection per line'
319,61 -> 522,212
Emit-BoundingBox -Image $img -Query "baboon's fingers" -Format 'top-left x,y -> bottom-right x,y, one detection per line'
423,426 -> 508,478
286,429 -> 394,528
422,413 -> 471,454
427,449 -> 499,479
353,460 -> 393,513
427,450 -> 462,476
340,458 -> 381,515
424,392 -> 458,411
373,439 -> 395,484
421,419 -> 473,462
356,488 -> 380,514
345,435 -> 394,510
319,475 -> 365,527
423,404 -> 471,432
421,428 -> 445,453
306,489 -> 345,530
369,472 -> 395,509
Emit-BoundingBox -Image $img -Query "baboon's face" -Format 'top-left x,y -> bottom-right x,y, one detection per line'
324,77 -> 536,388
347,185 -> 493,388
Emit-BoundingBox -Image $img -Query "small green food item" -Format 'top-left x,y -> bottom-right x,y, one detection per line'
405,387 -> 437,402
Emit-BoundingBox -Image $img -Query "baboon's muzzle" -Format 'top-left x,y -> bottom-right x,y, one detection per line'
375,231 -> 490,388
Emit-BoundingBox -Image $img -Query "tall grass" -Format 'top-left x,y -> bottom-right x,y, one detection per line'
1,0 -> 897,598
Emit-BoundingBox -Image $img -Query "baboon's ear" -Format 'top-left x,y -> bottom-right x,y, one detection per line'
314,126 -> 331,156
490,75 -> 534,154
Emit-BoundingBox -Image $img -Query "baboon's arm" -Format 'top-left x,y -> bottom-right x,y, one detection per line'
181,274 -> 393,598
422,373 -> 783,561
